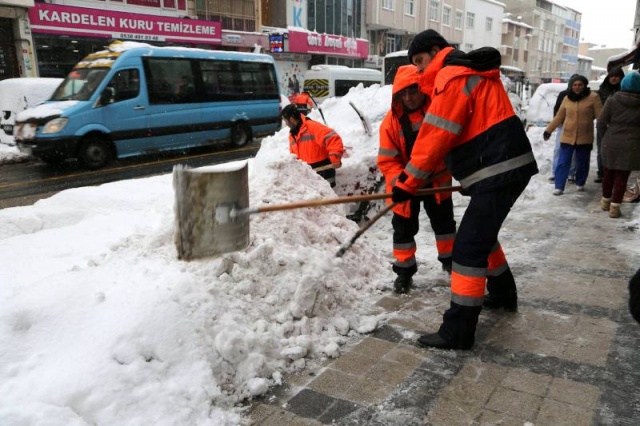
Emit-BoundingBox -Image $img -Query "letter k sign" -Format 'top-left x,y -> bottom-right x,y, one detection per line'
293,6 -> 302,27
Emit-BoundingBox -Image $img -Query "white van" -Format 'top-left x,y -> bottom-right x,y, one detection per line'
302,65 -> 383,103
0,78 -> 63,146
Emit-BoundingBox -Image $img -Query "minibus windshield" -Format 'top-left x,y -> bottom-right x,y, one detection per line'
51,68 -> 109,102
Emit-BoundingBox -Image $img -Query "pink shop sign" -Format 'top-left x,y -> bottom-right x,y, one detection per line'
287,29 -> 368,58
29,3 -> 221,45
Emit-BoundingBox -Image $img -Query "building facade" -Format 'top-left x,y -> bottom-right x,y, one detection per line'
365,0 -> 465,68
261,0 -> 369,99
462,0 -> 503,52
0,0 -> 36,80
500,0 -> 581,85
500,14 -> 533,72
2,0 -> 282,81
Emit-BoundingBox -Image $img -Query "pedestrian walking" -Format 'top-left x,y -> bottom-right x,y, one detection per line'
281,104 -> 344,188
549,76 -> 578,182
595,66 -> 625,183
543,74 -> 602,195
378,64 -> 456,294
392,29 -> 538,350
596,70 -> 640,218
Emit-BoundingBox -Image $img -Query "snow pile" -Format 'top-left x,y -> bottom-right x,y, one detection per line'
0,84 -> 394,425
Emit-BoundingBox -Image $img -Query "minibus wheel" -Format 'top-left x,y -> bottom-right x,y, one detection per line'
230,122 -> 251,147
79,136 -> 113,170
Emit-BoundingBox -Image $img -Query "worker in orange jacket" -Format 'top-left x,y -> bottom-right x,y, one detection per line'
378,64 -> 456,294
294,91 -> 315,116
281,104 -> 344,187
392,30 -> 538,350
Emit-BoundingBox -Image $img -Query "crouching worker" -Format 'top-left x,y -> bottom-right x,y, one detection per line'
294,91 -> 315,116
281,104 -> 344,187
378,64 -> 457,294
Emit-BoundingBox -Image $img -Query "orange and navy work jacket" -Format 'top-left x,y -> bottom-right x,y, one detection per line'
289,115 -> 344,173
295,92 -> 314,109
396,48 -> 538,196
378,65 -> 452,217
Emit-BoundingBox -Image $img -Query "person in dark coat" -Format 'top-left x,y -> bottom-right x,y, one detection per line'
594,66 -> 625,182
597,70 -> 640,218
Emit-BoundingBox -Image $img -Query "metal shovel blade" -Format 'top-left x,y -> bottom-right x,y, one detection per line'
173,162 -> 250,260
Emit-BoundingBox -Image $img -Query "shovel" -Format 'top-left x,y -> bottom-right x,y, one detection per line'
216,185 -> 462,224
173,163 -> 460,259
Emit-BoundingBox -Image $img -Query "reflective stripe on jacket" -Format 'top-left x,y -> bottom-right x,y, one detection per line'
289,116 -> 344,168
398,53 -> 538,195
377,65 -> 452,217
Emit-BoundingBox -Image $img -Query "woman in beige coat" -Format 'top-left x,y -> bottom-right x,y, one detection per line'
543,74 -> 602,195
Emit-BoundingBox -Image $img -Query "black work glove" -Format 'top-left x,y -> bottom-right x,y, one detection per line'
543,131 -> 551,141
392,186 -> 414,203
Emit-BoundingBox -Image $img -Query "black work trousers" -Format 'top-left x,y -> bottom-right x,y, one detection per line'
392,194 -> 456,276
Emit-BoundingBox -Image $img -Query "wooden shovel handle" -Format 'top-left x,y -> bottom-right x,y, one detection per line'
244,185 -> 463,215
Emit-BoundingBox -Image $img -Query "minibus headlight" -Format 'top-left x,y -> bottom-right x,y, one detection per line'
42,118 -> 68,134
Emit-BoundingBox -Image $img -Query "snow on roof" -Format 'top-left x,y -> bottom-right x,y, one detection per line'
607,41 -> 640,63
501,18 -> 534,30
500,65 -> 525,73
577,54 -> 594,61
385,50 -> 408,58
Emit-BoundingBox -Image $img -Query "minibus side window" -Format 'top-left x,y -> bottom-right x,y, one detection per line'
237,62 -> 279,99
144,58 -> 195,104
200,60 -> 235,101
107,69 -> 140,102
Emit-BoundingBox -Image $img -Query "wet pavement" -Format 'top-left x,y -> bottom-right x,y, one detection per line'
248,183 -> 639,425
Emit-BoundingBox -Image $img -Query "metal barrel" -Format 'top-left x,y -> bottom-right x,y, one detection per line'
173,161 -> 250,260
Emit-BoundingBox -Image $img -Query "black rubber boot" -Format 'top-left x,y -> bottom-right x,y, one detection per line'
483,292 -> 518,312
429,302 -> 481,350
417,332 -> 473,350
393,275 -> 413,294
485,268 -> 518,312
440,258 -> 452,275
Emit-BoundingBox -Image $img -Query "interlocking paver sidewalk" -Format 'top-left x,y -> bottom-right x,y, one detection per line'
248,186 -> 640,425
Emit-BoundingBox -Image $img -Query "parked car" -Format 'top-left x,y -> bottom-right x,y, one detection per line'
0,78 -> 63,146
525,82 -> 566,126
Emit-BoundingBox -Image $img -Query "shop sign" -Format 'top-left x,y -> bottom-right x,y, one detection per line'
29,3 -> 221,45
269,34 -> 284,53
222,34 -> 242,44
287,29 -> 368,59
92,0 -> 187,9
364,55 -> 382,67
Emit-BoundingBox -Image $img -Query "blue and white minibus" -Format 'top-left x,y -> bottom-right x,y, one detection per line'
15,41 -> 282,169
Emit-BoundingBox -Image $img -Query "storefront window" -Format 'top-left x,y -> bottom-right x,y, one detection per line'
34,35 -> 111,78
33,34 -> 202,78
0,18 -> 19,80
